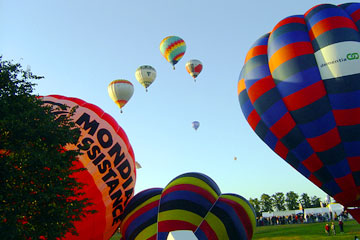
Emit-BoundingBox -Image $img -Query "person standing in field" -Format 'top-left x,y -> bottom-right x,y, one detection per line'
325,223 -> 330,235
331,222 -> 336,235
339,219 -> 344,233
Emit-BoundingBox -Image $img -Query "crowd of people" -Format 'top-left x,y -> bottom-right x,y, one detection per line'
257,210 -> 350,227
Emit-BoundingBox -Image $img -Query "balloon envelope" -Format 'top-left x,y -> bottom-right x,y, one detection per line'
160,36 -> 186,69
238,2 -> 360,219
185,59 -> 203,80
135,65 -> 156,91
108,80 -> 134,112
41,95 -> 136,239
192,121 -> 200,131
120,172 -> 256,240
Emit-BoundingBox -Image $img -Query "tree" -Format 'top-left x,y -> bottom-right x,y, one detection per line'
299,193 -> 312,208
272,192 -> 286,211
310,196 -> 321,208
285,191 -> 299,210
0,57 -> 93,239
249,198 -> 261,218
260,194 -> 273,212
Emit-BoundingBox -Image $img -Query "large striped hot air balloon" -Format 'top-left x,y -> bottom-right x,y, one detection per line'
120,172 -> 256,240
238,3 -> 360,221
42,95 -> 136,240
160,36 -> 186,70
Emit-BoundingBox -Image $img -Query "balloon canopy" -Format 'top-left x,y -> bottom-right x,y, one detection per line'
185,59 -> 203,81
192,121 -> 200,131
238,2 -> 360,220
160,36 -> 186,69
41,95 -> 136,239
135,65 -> 157,92
119,172 -> 256,240
108,79 -> 134,113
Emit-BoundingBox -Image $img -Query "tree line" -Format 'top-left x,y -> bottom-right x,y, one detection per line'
249,191 -> 322,218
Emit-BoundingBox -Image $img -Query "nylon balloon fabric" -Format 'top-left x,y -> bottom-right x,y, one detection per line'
238,2 -> 360,218
41,95 -> 136,239
159,36 -> 186,69
119,172 -> 256,240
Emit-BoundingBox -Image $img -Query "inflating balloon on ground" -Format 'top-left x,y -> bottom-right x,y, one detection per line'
41,95 -> 136,239
237,2 -> 360,221
119,172 -> 256,240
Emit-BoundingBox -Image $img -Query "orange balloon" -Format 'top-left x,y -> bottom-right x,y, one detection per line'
41,95 -> 136,239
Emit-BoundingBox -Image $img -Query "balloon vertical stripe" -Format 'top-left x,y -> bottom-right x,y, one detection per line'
340,3 -> 360,29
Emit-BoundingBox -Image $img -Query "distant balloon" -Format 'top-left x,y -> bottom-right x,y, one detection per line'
234,156 -> 237,161
185,59 -> 203,81
238,2 -> 360,222
120,172 -> 256,240
135,65 -> 156,92
108,80 -> 134,113
135,161 -> 142,169
160,36 -> 186,70
41,95 -> 136,240
192,121 -> 200,131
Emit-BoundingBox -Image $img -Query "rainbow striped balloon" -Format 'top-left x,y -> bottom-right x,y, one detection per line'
238,3 -> 360,221
119,172 -> 256,240
160,36 -> 186,69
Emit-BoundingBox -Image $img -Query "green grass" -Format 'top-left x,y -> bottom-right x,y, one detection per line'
109,220 -> 360,239
253,220 -> 360,239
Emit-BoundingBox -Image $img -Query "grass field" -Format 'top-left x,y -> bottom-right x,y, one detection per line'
253,220 -> 360,239
110,220 -> 360,239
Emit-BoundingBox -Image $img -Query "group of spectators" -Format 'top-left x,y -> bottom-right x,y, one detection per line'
257,210 -> 350,226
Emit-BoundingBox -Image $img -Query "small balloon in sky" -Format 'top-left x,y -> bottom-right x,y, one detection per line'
160,36 -> 186,70
185,59 -> 203,82
192,121 -> 200,131
135,65 -> 156,92
108,79 -> 134,113
135,161 -> 142,169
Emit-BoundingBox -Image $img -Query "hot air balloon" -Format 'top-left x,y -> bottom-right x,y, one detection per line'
119,172 -> 256,240
135,65 -> 156,92
160,36 -> 186,70
135,161 -> 142,169
108,79 -> 134,113
238,2 -> 360,222
41,95 -> 136,240
185,59 -> 203,81
192,121 -> 200,131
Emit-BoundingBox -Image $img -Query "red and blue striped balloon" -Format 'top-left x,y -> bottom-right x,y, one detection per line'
238,3 -> 360,220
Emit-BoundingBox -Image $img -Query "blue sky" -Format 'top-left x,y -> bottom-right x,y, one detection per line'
1,0 -> 348,202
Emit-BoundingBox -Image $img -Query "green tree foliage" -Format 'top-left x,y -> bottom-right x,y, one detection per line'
272,192 -> 286,211
299,193 -> 312,208
0,57 -> 94,239
285,191 -> 299,210
310,196 -> 321,208
249,198 -> 261,218
260,194 -> 273,212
